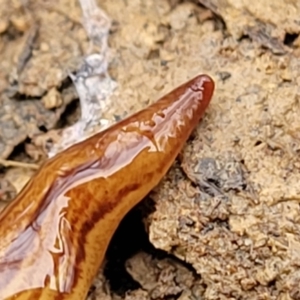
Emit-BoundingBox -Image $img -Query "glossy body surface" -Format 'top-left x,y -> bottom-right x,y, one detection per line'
0,74 -> 215,300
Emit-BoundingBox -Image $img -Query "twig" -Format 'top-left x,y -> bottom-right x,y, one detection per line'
0,159 -> 39,170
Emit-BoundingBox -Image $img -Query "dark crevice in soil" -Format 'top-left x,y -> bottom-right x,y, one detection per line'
103,197 -> 156,296
103,194 -> 201,297
283,33 -> 299,46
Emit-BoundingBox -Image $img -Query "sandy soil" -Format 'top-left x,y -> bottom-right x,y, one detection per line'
1,0 -> 300,299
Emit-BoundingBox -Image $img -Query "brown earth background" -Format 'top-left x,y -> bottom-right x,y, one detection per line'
1,0 -> 300,299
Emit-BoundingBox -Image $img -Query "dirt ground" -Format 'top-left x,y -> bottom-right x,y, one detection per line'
1,0 -> 300,299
